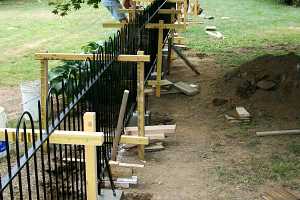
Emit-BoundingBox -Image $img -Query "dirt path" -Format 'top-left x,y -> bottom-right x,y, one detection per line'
123,52 -> 300,199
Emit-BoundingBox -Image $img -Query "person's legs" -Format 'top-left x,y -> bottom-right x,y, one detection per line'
103,0 -> 127,22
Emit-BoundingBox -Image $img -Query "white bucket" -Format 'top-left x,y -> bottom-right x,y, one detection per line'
20,80 -> 40,121
0,106 -> 7,158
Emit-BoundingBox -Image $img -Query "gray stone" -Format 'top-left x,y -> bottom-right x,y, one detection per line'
256,80 -> 277,90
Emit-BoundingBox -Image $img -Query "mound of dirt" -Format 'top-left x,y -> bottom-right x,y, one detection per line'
233,52 -> 300,98
218,53 -> 300,122
123,192 -> 153,200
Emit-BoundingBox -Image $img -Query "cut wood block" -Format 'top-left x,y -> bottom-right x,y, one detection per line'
125,125 -> 176,135
147,79 -> 173,87
256,129 -> 300,137
235,107 -> 251,118
205,31 -> 223,39
111,166 -> 133,178
173,44 -> 188,50
109,161 -> 144,168
225,114 -> 250,124
103,176 -> 138,189
174,81 -> 199,96
262,188 -> 300,200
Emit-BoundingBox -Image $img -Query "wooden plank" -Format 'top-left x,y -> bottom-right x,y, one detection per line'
102,22 -> 127,28
125,125 -> 176,135
256,130 -> 300,137
84,112 -> 98,200
158,9 -> 181,14
174,81 -> 199,96
118,54 -> 150,62
49,131 -> 104,146
262,188 -> 300,200
109,161 -> 144,168
145,23 -> 185,30
174,36 -> 185,44
137,51 -> 145,160
156,20 -> 164,97
236,106 -> 251,118
35,53 -> 150,62
112,90 -> 129,161
119,8 -> 143,13
110,165 -> 133,178
40,58 -> 48,130
120,135 -> 149,145
147,79 -> 173,86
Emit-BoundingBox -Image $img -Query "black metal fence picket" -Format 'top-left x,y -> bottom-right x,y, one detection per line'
0,0 -> 176,198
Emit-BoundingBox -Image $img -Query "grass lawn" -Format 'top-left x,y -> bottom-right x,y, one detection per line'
185,0 -> 300,66
0,0 -> 116,86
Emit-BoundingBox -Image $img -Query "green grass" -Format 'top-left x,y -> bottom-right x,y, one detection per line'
0,0 -> 116,86
185,0 -> 300,66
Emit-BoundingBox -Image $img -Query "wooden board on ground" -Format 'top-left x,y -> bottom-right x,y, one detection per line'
110,165 -> 133,178
125,125 -> 176,135
236,106 -> 251,119
256,129 -> 300,137
174,81 -> 199,96
145,142 -> 165,152
262,188 -> 300,200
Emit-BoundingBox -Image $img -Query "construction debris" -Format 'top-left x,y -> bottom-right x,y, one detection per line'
205,31 -> 224,39
145,142 -> 165,152
204,15 -> 214,20
225,107 -> 251,123
235,106 -> 251,119
174,81 -> 199,96
256,129 -> 300,137
104,176 -> 138,189
262,187 -> 299,200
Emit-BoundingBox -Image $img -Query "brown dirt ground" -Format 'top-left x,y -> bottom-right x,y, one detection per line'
121,50 -> 300,199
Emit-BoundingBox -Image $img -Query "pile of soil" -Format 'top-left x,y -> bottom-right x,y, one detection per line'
218,52 -> 300,121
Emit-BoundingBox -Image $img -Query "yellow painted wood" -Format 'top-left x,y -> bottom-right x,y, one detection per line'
158,9 -> 181,14
156,20 -> 164,97
40,59 -> 48,129
120,135 -> 149,145
183,0 -> 188,26
84,112 -> 98,200
49,131 -> 104,146
137,51 -> 145,160
102,22 -> 126,28
35,53 -> 150,62
145,23 -> 185,30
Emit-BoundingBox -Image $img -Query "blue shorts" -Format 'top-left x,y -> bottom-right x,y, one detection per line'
102,0 -> 127,21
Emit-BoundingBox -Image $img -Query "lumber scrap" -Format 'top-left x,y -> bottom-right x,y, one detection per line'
145,142 -> 165,152
109,161 -> 144,168
236,106 -> 251,119
262,188 -> 300,200
125,125 -> 176,135
174,81 -> 199,96
256,130 -> 300,137
112,90 -> 129,161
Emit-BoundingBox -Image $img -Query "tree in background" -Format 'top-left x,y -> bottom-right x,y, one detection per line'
49,0 -> 102,16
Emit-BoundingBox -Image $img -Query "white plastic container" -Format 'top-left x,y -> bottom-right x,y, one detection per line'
20,80 -> 40,121
0,106 -> 7,158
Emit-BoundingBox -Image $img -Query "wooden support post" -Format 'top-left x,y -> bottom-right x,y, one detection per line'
84,112 -> 98,200
156,20 -> 164,97
183,0 -> 188,26
40,54 -> 48,152
137,51 -> 145,160
40,58 -> 48,129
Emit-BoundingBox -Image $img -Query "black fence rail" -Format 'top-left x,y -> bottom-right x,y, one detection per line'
0,0 -> 176,199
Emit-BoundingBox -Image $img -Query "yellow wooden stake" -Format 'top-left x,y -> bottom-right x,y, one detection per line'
183,0 -> 188,26
84,112 -> 98,200
137,51 -> 145,160
156,20 -> 164,97
40,58 -> 48,129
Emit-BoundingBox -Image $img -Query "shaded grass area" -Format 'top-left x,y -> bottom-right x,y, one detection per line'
0,0 -> 116,86
185,0 -> 300,66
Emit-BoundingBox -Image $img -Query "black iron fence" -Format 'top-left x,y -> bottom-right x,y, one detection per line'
0,0 -> 175,198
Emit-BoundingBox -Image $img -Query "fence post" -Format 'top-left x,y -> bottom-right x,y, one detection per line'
40,57 -> 48,128
84,112 -> 98,200
156,20 -> 164,97
137,51 -> 145,160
